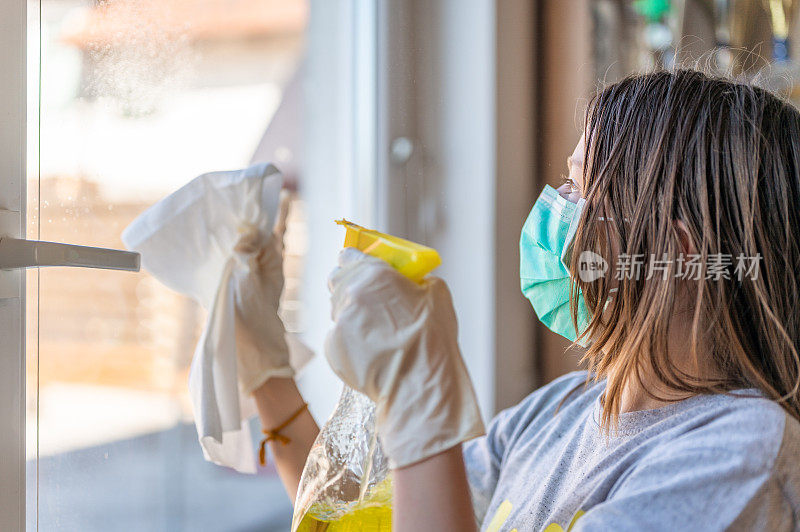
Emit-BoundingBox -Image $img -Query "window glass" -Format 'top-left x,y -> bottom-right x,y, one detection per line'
27,0 -> 307,528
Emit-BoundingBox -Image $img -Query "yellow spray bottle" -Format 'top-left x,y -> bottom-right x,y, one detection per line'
335,219 -> 441,281
291,221 -> 441,532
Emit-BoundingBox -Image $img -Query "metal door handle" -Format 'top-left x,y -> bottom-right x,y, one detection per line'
0,208 -> 140,299
0,236 -> 140,271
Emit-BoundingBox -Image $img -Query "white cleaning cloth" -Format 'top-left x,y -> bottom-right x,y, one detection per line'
122,162 -> 311,473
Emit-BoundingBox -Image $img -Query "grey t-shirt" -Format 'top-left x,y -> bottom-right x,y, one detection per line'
463,371 -> 800,531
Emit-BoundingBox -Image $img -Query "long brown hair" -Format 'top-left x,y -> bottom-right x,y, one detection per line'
571,69 -> 800,427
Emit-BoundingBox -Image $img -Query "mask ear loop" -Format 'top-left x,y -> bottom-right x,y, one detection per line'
560,197 -> 586,270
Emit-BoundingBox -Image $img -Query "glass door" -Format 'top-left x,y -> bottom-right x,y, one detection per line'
26,0 -> 308,529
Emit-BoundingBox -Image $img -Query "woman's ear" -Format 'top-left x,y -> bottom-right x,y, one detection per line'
674,219 -> 697,256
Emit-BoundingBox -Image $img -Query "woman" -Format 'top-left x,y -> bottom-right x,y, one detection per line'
241,69 -> 800,530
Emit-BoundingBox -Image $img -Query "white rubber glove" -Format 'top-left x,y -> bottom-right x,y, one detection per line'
325,248 -> 486,468
232,193 -> 312,394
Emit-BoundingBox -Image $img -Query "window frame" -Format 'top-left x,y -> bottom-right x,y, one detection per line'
0,0 -> 28,529
374,1 -> 539,415
295,0 -> 383,415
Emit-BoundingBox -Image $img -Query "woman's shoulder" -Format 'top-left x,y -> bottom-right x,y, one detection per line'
492,370 -> 601,431
679,391 -> 790,444
645,391 -> 796,479
629,395 -> 800,525
519,370 -> 600,411
570,397 -> 800,531
476,371 -> 600,458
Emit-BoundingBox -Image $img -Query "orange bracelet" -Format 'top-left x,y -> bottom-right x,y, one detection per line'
258,402 -> 309,466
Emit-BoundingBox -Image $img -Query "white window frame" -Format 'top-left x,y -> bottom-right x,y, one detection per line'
296,0 -> 382,414
375,0 -> 538,416
0,0 -> 27,529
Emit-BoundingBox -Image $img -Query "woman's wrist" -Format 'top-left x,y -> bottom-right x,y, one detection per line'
393,444 -> 477,532
251,376 -> 319,501
252,376 -> 306,427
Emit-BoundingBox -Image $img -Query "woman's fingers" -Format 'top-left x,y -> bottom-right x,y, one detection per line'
273,189 -> 292,243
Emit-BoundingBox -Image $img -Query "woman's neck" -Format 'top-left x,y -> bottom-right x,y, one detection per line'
618,377 -> 688,412
615,308 -> 719,413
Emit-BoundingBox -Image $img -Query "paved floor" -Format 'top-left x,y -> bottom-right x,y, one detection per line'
27,420 -> 294,531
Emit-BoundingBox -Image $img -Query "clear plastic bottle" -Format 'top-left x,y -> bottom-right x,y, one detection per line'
292,386 -> 392,532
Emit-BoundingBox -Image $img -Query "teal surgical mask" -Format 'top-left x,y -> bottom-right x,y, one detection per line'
520,185 -> 591,343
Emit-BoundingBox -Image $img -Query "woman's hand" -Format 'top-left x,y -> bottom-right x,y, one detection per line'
232,193 -> 297,394
325,248 -> 483,531
234,228 -> 319,501
325,248 -> 485,468
234,194 -> 319,500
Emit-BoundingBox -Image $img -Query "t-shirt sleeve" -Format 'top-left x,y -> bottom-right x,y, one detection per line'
462,405 -> 517,524
572,406 -> 790,532
462,371 -> 590,524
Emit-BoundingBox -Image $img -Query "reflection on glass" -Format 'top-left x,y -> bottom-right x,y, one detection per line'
27,0 -> 307,529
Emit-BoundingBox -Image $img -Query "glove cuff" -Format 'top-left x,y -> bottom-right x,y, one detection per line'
239,333 -> 315,395
377,399 -> 485,469
241,365 -> 295,395
374,365 -> 486,468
